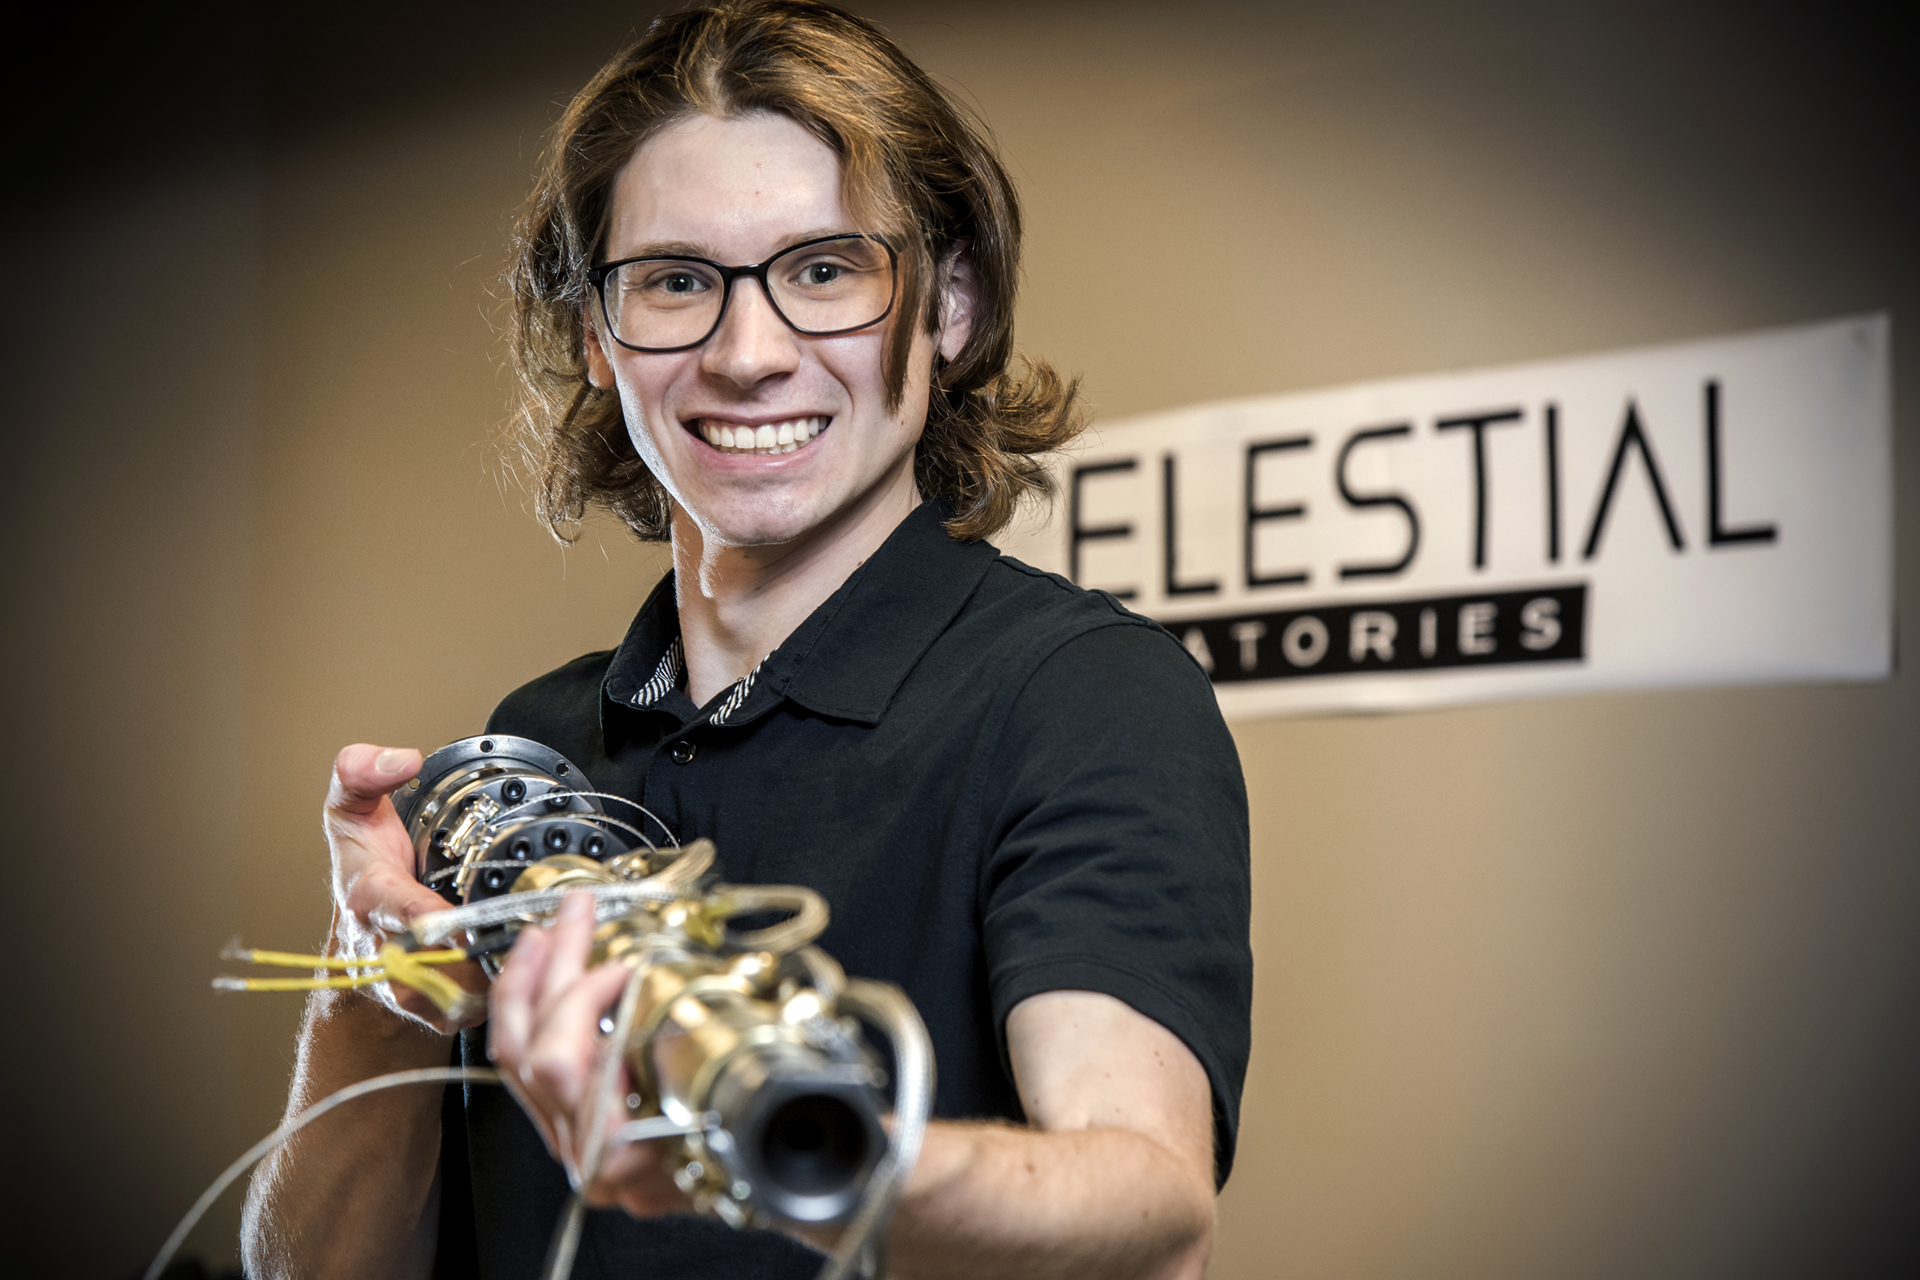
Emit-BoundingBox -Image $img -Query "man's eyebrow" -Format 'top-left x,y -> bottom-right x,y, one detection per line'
609,229 -> 865,264
613,240 -> 712,261
773,228 -> 861,253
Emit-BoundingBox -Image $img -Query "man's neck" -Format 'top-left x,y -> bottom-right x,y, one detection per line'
670,483 -> 924,707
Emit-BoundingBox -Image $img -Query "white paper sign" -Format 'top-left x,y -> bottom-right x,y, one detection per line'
997,314 -> 1894,718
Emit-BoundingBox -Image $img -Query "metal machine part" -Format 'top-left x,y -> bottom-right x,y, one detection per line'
583,876 -> 888,1227
396,735 -> 924,1235
392,735 -> 672,966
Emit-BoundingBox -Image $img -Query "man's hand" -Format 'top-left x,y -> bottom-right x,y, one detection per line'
487,893 -> 694,1215
241,744 -> 482,1280
326,742 -> 487,1034
888,992 -> 1218,1280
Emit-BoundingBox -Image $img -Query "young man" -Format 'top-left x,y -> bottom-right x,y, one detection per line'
243,5 -> 1251,1278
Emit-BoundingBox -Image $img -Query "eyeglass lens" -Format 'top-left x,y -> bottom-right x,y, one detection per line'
601,234 -> 894,351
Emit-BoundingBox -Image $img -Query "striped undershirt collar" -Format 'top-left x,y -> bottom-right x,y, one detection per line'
630,636 -> 683,709
709,654 -> 767,725
627,634 -> 771,727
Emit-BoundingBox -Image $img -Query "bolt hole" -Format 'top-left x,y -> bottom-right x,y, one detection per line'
512,838 -> 533,858
480,739 -> 495,753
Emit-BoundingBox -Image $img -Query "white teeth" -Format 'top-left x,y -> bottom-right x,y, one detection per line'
697,416 -> 830,455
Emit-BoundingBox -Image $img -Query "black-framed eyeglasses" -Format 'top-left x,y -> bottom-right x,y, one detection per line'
586,232 -> 898,354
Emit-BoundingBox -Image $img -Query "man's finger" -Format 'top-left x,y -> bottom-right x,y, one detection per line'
387,958 -> 490,1032
495,1037 -> 565,1159
327,743 -> 423,818
349,861 -> 449,935
490,923 -> 554,1067
535,893 -> 598,1011
543,962 -> 636,1052
591,1142 -> 694,1217
524,961 -> 635,1108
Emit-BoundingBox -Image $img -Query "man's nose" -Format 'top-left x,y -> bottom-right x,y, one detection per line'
701,279 -> 800,387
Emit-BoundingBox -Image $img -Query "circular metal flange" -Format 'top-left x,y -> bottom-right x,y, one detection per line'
394,734 -> 589,830
397,735 -> 601,901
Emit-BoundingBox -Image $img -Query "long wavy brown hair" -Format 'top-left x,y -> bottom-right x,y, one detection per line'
507,0 -> 1084,544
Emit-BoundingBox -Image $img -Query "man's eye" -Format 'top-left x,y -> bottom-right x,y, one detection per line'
631,267 -> 712,297
787,257 -> 864,285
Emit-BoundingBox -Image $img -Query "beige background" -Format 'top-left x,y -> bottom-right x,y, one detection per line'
5,2 -> 1915,1276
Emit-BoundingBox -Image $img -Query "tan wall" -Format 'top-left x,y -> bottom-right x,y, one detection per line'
7,2 -> 1915,1275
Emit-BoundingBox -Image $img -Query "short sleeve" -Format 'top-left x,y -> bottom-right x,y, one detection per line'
977,619 -> 1253,1186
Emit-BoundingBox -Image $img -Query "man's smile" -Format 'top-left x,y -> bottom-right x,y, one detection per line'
689,414 -> 831,456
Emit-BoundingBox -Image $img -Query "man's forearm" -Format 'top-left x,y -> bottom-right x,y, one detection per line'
241,988 -> 453,1280
886,1119 -> 1215,1280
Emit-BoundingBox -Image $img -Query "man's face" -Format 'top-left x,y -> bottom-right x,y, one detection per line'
586,111 -> 966,553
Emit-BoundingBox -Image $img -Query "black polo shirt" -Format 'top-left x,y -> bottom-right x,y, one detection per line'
444,500 -> 1252,1280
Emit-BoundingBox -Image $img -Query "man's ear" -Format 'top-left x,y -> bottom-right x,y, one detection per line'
935,243 -> 978,365
584,306 -> 616,389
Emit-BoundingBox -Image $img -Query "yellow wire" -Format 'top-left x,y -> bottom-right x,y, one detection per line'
230,946 -> 469,970
379,943 -> 477,1016
215,942 -> 479,1018
227,974 -> 388,992
230,948 -> 359,969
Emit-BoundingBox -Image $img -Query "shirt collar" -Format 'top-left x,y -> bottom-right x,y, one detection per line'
769,500 -> 999,724
599,501 -> 1000,747
602,571 -> 682,709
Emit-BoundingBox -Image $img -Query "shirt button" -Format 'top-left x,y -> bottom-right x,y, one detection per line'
670,740 -> 697,765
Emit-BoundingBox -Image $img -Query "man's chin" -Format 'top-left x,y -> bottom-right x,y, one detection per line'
677,473 -> 911,556
688,500 -> 833,553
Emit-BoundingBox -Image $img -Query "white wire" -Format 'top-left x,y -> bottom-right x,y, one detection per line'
539,1114 -> 716,1280
158,921 -> 926,1280
575,965 -> 647,1193
539,1193 -> 587,1280
412,881 -> 682,946
816,981 -> 935,1280
141,1066 -> 501,1280
543,963 -> 656,1280
175,863 -> 921,1280
414,839 -> 720,946
489,790 -> 669,856
607,1113 -> 716,1148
